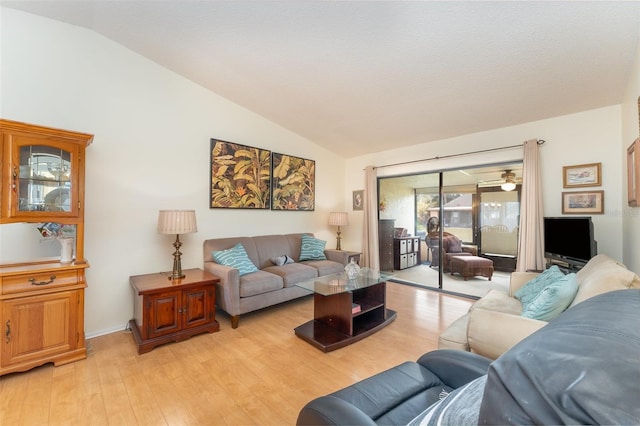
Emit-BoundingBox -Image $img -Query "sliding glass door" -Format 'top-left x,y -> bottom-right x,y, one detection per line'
378,161 -> 522,298
478,187 -> 520,271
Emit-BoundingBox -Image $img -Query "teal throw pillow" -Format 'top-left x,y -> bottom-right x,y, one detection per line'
521,273 -> 578,321
212,243 -> 258,276
514,265 -> 565,309
299,235 -> 327,261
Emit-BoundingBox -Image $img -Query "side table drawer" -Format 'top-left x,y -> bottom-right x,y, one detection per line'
2,270 -> 79,295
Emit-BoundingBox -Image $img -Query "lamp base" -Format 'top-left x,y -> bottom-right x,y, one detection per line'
168,271 -> 185,281
168,234 -> 185,280
335,227 -> 342,251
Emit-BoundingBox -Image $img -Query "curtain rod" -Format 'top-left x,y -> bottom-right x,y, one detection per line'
372,139 -> 545,170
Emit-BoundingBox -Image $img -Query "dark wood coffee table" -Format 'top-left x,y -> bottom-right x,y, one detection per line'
294,268 -> 396,352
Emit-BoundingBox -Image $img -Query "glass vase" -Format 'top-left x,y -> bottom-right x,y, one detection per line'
59,237 -> 74,264
345,258 -> 360,280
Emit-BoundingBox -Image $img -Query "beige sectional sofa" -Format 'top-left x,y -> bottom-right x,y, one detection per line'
438,254 -> 640,359
203,233 -> 345,328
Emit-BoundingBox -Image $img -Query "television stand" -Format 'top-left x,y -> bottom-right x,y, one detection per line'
545,257 -> 586,273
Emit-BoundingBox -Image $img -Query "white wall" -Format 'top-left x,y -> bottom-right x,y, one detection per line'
621,44 -> 640,274
378,178 -> 415,230
344,106 -> 628,267
0,8 -> 346,336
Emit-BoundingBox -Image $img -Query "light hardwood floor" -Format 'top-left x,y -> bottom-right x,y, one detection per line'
0,282 -> 474,425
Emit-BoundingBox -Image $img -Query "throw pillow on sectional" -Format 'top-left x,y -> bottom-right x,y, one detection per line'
514,265 -> 565,310
212,243 -> 259,276
444,235 -> 463,253
270,255 -> 294,266
521,273 -> 579,321
299,235 -> 327,261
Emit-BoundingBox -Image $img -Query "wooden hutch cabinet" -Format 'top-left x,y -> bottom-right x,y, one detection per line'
0,119 -> 93,376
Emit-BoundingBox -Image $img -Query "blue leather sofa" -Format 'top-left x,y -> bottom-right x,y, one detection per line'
297,289 -> 640,425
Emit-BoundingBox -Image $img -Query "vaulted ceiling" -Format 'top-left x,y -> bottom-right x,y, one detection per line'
3,1 -> 639,158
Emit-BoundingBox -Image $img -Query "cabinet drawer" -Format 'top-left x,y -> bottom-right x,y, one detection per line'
2,270 -> 79,294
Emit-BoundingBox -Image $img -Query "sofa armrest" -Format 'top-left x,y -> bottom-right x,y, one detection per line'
324,250 -> 347,265
509,272 -> 540,296
467,308 -> 547,359
461,245 -> 478,256
417,349 -> 491,388
296,395 -> 376,426
203,261 -> 241,316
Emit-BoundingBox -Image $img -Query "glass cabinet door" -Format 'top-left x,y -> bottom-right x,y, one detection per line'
12,142 -> 79,218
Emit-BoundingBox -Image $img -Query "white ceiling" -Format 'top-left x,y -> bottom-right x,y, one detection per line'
3,1 -> 639,158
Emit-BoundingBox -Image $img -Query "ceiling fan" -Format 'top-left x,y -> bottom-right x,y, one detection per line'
477,170 -> 522,191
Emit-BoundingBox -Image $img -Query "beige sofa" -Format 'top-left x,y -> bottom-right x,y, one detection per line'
438,254 -> 640,359
203,233 -> 345,328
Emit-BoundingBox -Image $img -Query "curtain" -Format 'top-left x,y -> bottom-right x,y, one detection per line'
516,139 -> 546,272
362,166 -> 380,270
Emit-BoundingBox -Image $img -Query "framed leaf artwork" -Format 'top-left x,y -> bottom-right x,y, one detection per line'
271,153 -> 315,211
210,139 -> 271,209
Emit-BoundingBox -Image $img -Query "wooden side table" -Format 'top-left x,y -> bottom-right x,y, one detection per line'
129,268 -> 220,354
325,249 -> 361,266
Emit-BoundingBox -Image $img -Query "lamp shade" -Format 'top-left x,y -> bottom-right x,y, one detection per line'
329,212 -> 349,226
157,210 -> 198,235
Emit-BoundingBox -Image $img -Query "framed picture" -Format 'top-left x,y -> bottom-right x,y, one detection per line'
271,153 -> 315,210
627,138 -> 640,207
562,162 -> 601,188
210,139 -> 271,209
562,190 -> 604,214
352,190 -> 364,211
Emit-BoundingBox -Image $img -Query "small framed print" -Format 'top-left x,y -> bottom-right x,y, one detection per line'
562,190 -> 604,214
352,190 -> 364,211
562,162 -> 602,188
627,138 -> 640,207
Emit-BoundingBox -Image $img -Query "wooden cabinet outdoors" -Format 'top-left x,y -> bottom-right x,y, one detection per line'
129,269 -> 220,354
379,219 -> 395,271
0,119 -> 93,376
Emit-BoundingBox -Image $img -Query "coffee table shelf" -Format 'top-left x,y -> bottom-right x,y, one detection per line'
294,269 -> 396,352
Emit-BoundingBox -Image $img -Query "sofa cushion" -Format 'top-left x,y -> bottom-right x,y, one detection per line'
239,270 -> 283,297
299,235 -> 327,260
413,375 -> 487,426
212,243 -> 259,276
203,236 -> 259,266
302,259 -> 345,276
471,289 -> 522,315
521,273 -> 578,321
571,254 -> 640,307
514,265 -> 565,309
329,361 -> 452,425
263,263 -> 318,287
446,235 -> 463,253
253,234 -> 296,269
437,313 -> 470,351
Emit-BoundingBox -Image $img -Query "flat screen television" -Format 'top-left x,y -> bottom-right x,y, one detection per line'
544,216 -> 597,265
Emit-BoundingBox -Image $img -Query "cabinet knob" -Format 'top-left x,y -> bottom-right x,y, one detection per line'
5,320 -> 10,343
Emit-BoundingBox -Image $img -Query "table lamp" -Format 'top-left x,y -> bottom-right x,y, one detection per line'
329,212 -> 349,250
157,210 -> 197,280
